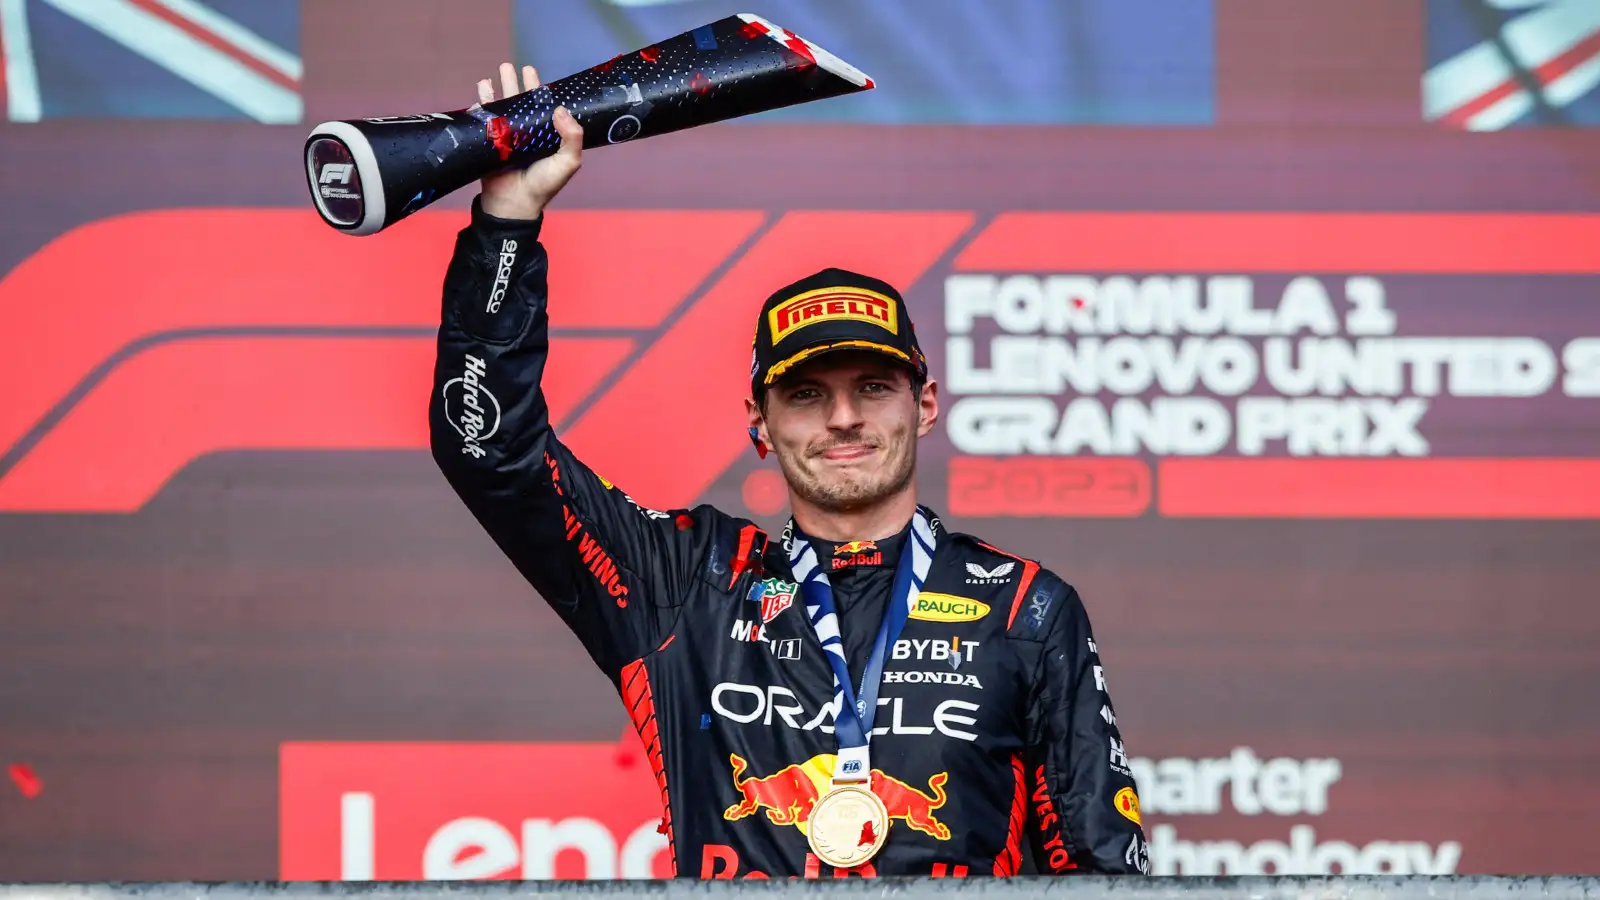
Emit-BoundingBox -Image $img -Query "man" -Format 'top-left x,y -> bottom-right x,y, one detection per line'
429,62 -> 1148,879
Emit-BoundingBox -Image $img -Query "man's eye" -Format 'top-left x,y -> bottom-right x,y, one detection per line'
862,382 -> 891,394
790,388 -> 820,401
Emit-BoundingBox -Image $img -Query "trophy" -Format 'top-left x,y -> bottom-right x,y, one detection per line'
304,13 -> 874,236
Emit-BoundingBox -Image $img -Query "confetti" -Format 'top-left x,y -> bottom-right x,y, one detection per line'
8,763 -> 42,799
675,514 -> 694,531
638,46 -> 661,64
485,117 -> 515,161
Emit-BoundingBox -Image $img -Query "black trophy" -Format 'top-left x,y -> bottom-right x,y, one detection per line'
304,13 -> 874,236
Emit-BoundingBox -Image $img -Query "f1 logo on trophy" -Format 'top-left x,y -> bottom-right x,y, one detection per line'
303,13 -> 875,237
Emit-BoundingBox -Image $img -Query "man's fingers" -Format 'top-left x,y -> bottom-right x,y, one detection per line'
477,78 -> 494,104
523,65 -> 540,92
553,106 -> 584,167
553,106 -> 584,144
499,61 -> 519,99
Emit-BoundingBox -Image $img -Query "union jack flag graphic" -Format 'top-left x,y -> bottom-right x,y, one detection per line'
0,0 -> 300,122
1425,0 -> 1600,130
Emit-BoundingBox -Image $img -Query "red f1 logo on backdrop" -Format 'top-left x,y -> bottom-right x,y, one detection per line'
0,208 -> 971,513
0,208 -> 1597,517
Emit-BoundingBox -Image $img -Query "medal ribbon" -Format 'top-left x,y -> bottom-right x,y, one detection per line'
787,507 -> 936,784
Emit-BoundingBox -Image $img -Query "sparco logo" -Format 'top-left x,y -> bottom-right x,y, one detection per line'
443,354 -> 500,458
486,239 -> 518,313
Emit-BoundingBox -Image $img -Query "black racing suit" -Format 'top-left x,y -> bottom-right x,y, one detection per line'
428,198 -> 1149,878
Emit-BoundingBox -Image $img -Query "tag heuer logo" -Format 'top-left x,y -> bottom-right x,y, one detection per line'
965,561 -> 1016,584
760,578 -> 797,624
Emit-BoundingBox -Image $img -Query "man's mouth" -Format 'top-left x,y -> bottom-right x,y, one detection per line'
819,444 -> 875,461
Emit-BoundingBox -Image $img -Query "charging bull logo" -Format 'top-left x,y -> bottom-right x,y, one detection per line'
832,540 -> 882,570
723,753 -> 950,840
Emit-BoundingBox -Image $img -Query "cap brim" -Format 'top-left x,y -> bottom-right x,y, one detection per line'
761,339 -> 914,386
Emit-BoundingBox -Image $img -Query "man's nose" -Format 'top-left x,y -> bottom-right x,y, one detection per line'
825,392 -> 865,430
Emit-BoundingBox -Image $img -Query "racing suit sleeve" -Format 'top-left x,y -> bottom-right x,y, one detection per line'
429,197 -> 691,681
1021,577 -> 1149,875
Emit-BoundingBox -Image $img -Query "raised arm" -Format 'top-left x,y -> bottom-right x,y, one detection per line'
428,64 -> 693,679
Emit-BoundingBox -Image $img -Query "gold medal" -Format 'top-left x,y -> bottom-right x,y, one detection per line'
807,783 -> 890,868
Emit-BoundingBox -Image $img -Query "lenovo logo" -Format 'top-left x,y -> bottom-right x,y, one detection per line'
280,742 -> 671,880
340,793 -> 666,880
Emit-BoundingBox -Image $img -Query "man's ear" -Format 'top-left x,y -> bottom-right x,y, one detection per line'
745,396 -> 771,458
917,379 -> 939,437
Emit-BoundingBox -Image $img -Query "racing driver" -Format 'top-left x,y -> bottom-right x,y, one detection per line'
429,62 -> 1149,878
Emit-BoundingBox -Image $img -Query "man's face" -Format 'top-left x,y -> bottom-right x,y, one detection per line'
747,351 -> 939,513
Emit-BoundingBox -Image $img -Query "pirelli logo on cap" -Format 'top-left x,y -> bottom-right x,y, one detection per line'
768,287 -> 899,344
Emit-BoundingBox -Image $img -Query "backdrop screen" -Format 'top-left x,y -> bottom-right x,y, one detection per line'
1,0 -> 1598,881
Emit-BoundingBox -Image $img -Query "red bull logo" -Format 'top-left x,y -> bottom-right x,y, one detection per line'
831,540 -> 883,570
834,540 -> 877,555
723,753 -> 950,840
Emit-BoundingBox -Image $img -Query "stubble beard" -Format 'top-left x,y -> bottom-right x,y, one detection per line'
779,438 -> 917,514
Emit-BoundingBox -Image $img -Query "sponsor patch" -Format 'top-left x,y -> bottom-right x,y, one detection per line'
759,578 -> 797,624
443,354 -> 500,459
1126,833 -> 1149,875
965,561 -> 1015,584
831,539 -> 884,569
908,593 -> 991,623
486,239 -> 518,313
1115,787 -> 1142,825
884,670 -> 982,689
768,286 -> 898,344
1109,737 -> 1133,777
891,637 -> 979,666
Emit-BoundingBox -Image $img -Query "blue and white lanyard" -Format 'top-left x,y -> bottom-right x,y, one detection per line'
786,508 -> 936,783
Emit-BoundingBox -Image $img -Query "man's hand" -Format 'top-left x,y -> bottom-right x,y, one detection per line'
477,62 -> 584,221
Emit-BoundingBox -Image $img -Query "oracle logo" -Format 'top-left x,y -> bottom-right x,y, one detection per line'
338,792 -> 667,880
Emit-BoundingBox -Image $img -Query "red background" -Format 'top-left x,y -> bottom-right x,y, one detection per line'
2,0 -> 1599,879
